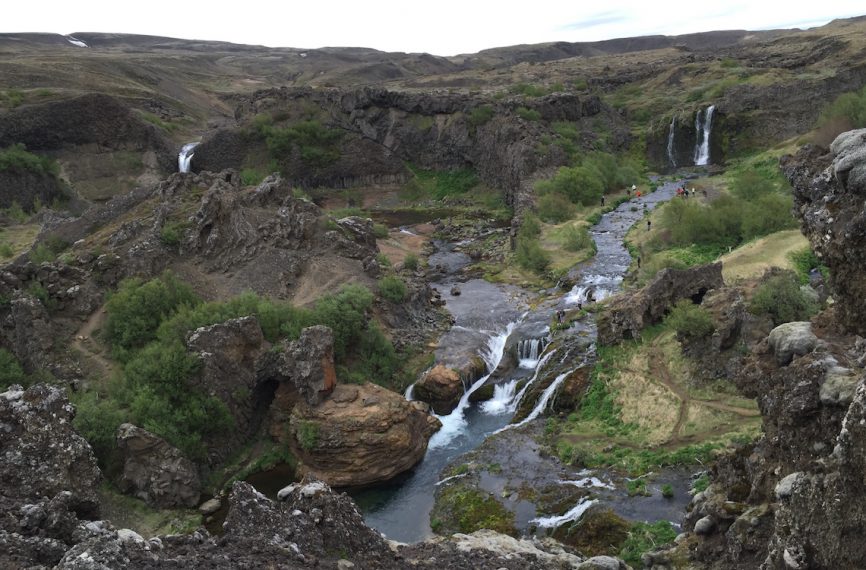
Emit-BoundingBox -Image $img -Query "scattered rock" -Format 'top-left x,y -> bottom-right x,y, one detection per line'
199,498 -> 222,516
768,321 -> 817,365
693,515 -> 716,535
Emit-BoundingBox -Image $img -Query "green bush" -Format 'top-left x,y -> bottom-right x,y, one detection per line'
105,273 -> 201,357
665,299 -> 716,340
0,242 -> 13,258
818,84 -> 866,130
0,348 -> 26,390
510,83 -> 548,97
661,483 -> 674,498
240,167 -> 266,186
788,246 -> 827,283
749,273 -> 818,325
159,221 -> 188,247
517,107 -> 541,121
310,284 -> 375,360
515,234 -> 550,273
406,167 -> 479,200
264,120 -> 343,170
295,420 -> 319,450
692,474 -> 710,493
468,105 -> 495,126
563,225 -> 593,252
378,275 -> 407,303
536,192 -> 575,223
373,223 -> 389,239
535,165 -> 605,206
403,253 -> 419,271
618,521 -> 677,567
0,144 -> 59,177
70,390 -> 127,472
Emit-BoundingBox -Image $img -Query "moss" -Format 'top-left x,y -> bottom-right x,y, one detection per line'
552,507 -> 630,556
432,485 -> 516,536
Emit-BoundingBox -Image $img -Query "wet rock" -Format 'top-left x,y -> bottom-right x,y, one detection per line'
413,364 -> 463,414
116,423 -> 201,508
288,383 -> 441,487
767,321 -> 817,365
450,285 -> 461,296
597,262 -> 723,345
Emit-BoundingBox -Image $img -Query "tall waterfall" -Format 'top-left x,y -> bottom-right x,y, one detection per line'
666,116 -> 677,168
178,142 -> 199,173
693,105 -> 715,166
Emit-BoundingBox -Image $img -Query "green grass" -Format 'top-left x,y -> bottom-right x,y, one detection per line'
618,521 -> 678,567
433,485 -> 516,535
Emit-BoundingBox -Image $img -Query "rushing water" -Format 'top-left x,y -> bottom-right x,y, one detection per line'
666,116 -> 677,168
178,142 -> 199,173
693,105 -> 715,166
353,181 -> 680,542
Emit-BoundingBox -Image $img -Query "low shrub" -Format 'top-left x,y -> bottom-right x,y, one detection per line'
618,521 -> 677,567
403,253 -> 419,270
537,192 -> 575,223
517,107 -> 541,121
749,272 -> 818,325
468,105 -> 495,126
665,299 -> 716,340
0,348 -> 26,390
563,225 -> 593,252
378,275 -> 407,303
373,223 -> 389,239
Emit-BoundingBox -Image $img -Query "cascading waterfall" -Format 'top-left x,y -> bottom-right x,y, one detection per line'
178,142 -> 199,173
666,116 -> 677,168
428,323 -> 516,449
480,380 -> 517,414
693,105 -> 715,166
517,337 -> 547,368
530,497 -> 598,528
507,367 -> 575,429
404,382 -> 415,401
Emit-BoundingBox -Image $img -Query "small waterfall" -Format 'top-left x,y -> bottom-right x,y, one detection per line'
428,323 -> 516,449
404,383 -> 415,401
178,142 -> 199,173
66,36 -> 88,48
507,349 -> 556,416
480,380 -> 518,414
509,368 -> 575,428
531,497 -> 598,528
517,337 -> 547,369
693,105 -> 715,166
666,116 -> 677,168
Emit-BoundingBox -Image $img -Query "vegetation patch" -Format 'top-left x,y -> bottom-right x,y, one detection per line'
432,484 -> 516,536
0,144 -> 59,178
618,520 -> 678,567
664,300 -> 716,340
749,272 -> 819,325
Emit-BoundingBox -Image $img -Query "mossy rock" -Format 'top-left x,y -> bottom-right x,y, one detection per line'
552,506 -> 630,557
468,383 -> 495,402
431,484 -> 516,536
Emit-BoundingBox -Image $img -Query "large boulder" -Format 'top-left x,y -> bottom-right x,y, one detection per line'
413,364 -> 463,414
767,321 -> 817,365
264,325 -> 338,408
116,423 -> 201,508
597,262 -> 724,345
288,383 -> 441,487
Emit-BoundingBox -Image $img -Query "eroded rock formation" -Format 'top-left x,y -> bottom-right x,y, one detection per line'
413,364 -> 463,414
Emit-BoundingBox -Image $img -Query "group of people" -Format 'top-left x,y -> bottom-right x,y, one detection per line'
676,186 -> 697,198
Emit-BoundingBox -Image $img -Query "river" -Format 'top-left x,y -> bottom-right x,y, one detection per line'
351,180 -> 680,542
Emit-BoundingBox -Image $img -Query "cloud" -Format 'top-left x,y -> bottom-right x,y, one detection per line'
559,12 -> 629,31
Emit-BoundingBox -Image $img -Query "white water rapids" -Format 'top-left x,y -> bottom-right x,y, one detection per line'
178,142 -> 199,173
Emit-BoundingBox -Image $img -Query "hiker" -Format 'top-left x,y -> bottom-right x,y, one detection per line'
636,190 -> 642,198
631,184 -> 637,192
626,187 -> 631,197
637,256 -> 642,269
647,219 -> 652,231
601,195 -> 605,206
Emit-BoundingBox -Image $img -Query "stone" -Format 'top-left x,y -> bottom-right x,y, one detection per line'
199,498 -> 222,516
768,322 -> 817,365
597,262 -> 723,345
288,383 -> 441,487
693,515 -> 716,535
116,423 -> 201,508
819,365 -> 862,405
577,555 -> 628,569
774,472 -> 802,500
413,364 -> 463,414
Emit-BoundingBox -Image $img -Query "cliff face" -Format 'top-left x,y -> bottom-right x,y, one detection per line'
194,86 -> 627,212
646,130 -> 866,569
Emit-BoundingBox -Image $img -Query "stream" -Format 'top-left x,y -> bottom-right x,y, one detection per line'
351,181 -> 680,542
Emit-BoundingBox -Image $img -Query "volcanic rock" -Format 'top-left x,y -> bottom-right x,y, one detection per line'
413,364 -> 463,414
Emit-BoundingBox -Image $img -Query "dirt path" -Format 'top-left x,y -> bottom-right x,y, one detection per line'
71,307 -> 116,382
647,349 -> 688,445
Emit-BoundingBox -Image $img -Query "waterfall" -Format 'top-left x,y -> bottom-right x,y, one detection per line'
66,36 -> 88,48
404,382 -> 415,401
509,368 -> 575,428
530,497 -> 598,528
428,323 -> 516,449
178,142 -> 199,173
517,338 -> 547,369
480,380 -> 518,414
666,116 -> 677,168
693,105 -> 715,166
507,349 -> 556,416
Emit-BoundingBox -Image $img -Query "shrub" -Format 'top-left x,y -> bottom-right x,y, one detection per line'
468,105 -> 495,126
105,273 -> 201,357
295,420 -> 320,450
517,107 -> 541,121
515,234 -> 550,273
0,144 -> 59,177
749,272 -> 818,325
818,85 -> 866,132
788,246 -> 826,283
403,253 -> 419,270
563,225 -> 593,252
536,192 -> 575,223
70,390 -> 127,472
264,120 -> 343,170
378,275 -> 407,303
692,474 -> 710,493
0,348 -> 26,390
240,167 -> 266,186
310,284 -> 375,360
665,299 -> 716,340
520,213 -> 542,237
159,221 -> 188,247
372,223 -> 389,239
535,166 -> 604,206
618,521 -> 677,567
661,483 -> 674,498
0,242 -> 13,258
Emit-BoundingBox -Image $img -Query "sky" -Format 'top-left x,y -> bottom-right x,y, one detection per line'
3,1 -> 864,56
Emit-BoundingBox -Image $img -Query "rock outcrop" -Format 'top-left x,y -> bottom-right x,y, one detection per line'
784,129 -> 866,334
116,423 -> 201,508
597,262 -> 724,345
289,383 -> 441,487
413,364 -> 463,414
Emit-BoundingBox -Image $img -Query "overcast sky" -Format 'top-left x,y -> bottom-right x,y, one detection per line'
3,1 -> 864,55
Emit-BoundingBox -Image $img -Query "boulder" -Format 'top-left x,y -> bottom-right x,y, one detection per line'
413,364 -> 463,414
8,295 -> 54,373
578,556 -> 629,570
597,263 -> 723,345
116,423 -> 201,508
267,325 -> 338,407
768,322 -> 817,365
288,383 -> 441,487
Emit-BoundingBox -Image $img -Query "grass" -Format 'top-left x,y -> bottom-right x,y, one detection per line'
618,521 -> 678,567
98,484 -> 201,538
720,230 -> 809,282
432,484 -> 517,536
